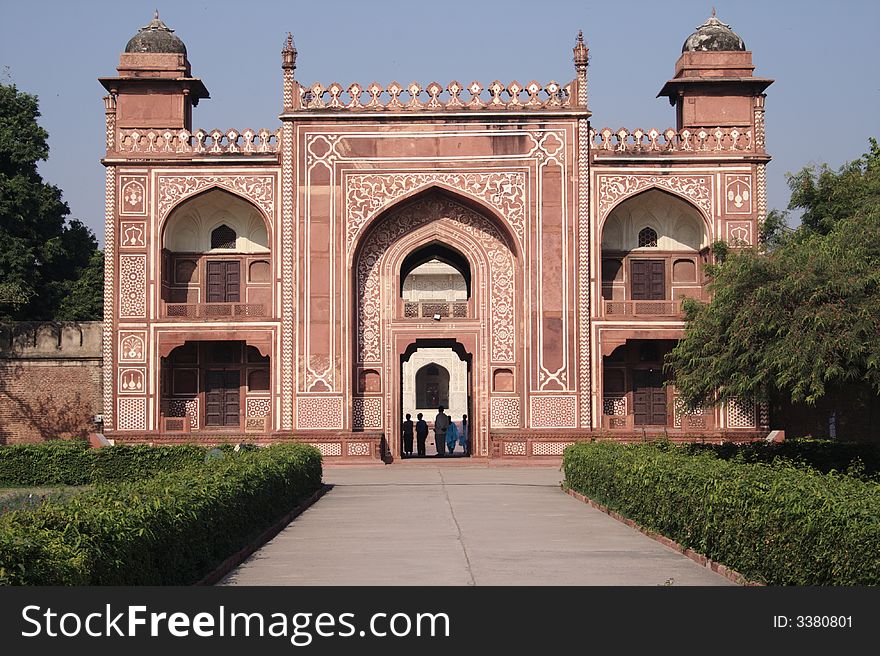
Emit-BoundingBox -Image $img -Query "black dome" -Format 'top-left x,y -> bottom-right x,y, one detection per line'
682,11 -> 746,53
124,12 -> 187,55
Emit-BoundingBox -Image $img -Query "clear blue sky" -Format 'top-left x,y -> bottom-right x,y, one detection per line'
2,0 -> 878,245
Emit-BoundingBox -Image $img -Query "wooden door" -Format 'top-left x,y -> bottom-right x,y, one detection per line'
631,260 -> 665,300
206,260 -> 240,303
633,370 -> 667,426
205,369 -> 241,427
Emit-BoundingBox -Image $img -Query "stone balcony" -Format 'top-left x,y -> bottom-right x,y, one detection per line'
402,300 -> 469,319
163,302 -> 267,320
601,299 -> 685,319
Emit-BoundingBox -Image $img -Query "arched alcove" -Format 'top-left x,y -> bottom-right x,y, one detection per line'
164,188 -> 269,253
601,188 -> 708,252
400,241 -> 471,300
600,189 -> 708,313
160,188 -> 272,317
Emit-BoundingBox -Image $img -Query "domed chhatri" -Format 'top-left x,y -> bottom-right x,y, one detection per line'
682,9 -> 746,53
124,11 -> 187,55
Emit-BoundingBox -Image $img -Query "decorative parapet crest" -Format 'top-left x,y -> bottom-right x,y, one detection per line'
591,126 -> 756,155
116,128 -> 280,155
293,80 -> 575,112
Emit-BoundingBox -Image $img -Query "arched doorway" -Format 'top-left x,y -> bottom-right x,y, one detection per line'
401,340 -> 472,457
160,340 -> 271,431
414,363 -> 450,410
350,190 -> 519,459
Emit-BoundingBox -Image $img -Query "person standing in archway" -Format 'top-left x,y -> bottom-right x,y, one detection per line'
445,418 -> 459,455
434,405 -> 450,457
460,414 -> 469,456
401,413 -> 414,457
415,413 -> 428,457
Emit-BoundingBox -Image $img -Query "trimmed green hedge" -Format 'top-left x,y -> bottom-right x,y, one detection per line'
0,443 -> 322,585
563,441 -> 880,585
0,442 -> 231,485
682,439 -> 880,480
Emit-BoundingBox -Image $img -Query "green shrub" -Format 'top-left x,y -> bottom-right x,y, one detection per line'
88,444 -> 209,482
682,439 -> 880,480
0,443 -> 220,485
0,441 -> 91,486
563,441 -> 880,585
0,443 -> 322,585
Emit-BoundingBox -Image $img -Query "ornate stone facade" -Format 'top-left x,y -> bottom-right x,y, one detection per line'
99,13 -> 772,460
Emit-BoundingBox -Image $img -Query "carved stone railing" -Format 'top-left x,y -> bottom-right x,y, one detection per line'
489,433 -> 588,459
164,302 -> 267,319
602,395 -> 630,429
403,301 -> 469,319
294,80 -> 574,112
591,126 -> 754,154
109,431 -> 387,461
116,128 -> 280,155
602,299 -> 683,318
674,397 -> 710,430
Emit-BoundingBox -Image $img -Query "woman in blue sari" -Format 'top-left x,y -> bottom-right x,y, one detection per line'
445,420 -> 459,454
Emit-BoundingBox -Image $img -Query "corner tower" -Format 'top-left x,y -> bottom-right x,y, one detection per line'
99,12 -> 209,133
658,11 -> 772,138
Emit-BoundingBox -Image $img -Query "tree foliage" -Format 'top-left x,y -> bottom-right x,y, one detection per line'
667,140 -> 880,408
0,83 -> 102,321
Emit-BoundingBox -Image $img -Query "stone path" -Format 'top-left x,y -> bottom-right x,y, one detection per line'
220,464 -> 734,586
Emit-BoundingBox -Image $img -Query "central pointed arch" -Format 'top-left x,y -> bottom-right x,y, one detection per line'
353,192 -> 518,364
349,188 -> 521,459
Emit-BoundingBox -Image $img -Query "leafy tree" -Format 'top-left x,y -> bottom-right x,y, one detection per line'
667,140 -> 880,410
56,248 -> 104,321
788,139 -> 880,235
0,83 -> 102,321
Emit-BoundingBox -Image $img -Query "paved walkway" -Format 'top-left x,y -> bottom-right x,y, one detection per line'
220,464 -> 734,586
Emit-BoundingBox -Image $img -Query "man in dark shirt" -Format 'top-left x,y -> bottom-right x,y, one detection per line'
460,414 -> 469,455
401,413 -> 414,457
415,413 -> 428,457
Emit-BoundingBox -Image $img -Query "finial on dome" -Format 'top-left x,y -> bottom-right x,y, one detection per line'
711,7 -> 716,18
154,9 -> 160,20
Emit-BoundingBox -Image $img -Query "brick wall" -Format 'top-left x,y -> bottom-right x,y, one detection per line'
0,322 -> 103,444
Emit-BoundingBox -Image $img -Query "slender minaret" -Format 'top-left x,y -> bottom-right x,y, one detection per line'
281,32 -> 298,112
573,29 -> 589,109
573,29 -> 593,428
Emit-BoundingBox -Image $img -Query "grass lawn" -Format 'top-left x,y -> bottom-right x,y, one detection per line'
0,486 -> 92,515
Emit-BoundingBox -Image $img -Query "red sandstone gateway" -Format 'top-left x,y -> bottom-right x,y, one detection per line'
97,12 -> 773,461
